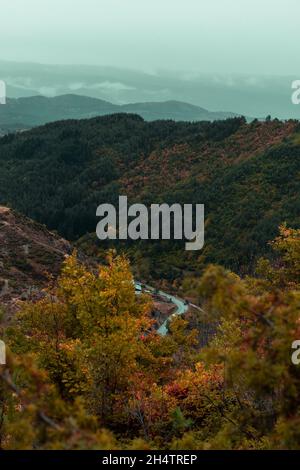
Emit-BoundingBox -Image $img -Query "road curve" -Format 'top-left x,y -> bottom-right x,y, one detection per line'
134,282 -> 189,336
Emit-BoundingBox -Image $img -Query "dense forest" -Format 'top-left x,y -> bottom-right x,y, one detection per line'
1,226 -> 300,449
0,114 -> 299,281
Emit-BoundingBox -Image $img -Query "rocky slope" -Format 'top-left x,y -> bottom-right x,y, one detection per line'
0,206 -> 72,316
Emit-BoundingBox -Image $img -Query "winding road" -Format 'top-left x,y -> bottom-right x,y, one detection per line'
134,282 -> 189,336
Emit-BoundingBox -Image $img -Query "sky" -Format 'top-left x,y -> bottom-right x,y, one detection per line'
0,0 -> 300,75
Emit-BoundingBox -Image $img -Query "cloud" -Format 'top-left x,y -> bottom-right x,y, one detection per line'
86,81 -> 136,91
38,86 -> 57,96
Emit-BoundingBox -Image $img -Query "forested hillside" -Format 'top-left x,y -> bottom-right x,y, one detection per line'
0,114 -> 299,281
2,227 -> 300,449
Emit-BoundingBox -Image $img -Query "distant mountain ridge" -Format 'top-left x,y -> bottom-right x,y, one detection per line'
1,61 -> 299,119
121,100 -> 238,121
0,94 -> 241,132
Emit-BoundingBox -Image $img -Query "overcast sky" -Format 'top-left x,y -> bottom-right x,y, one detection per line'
1,0 -> 299,75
